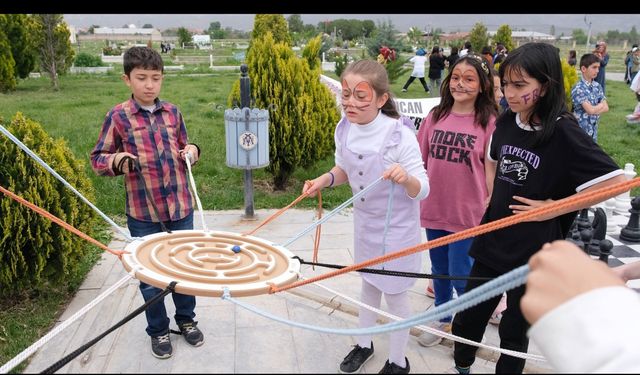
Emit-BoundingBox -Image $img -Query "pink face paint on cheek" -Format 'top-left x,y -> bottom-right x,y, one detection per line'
521,92 -> 531,104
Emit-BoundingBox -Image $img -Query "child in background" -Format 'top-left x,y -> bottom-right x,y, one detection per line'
449,42 -> 626,374
626,61 -> 640,124
416,54 -> 497,347
90,46 -> 204,360
571,53 -> 609,142
401,48 -> 430,93
303,59 -> 429,374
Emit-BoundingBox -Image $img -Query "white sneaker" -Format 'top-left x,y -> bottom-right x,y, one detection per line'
417,321 -> 451,347
401,88 -> 407,92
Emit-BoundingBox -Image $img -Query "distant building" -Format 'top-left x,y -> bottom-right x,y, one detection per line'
192,34 -> 211,47
488,30 -> 556,42
78,26 -> 162,42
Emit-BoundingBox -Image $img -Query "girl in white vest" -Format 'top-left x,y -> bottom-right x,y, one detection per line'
303,59 -> 430,374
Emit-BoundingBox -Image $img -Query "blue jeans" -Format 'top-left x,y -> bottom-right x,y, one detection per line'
426,228 -> 474,323
127,212 -> 197,337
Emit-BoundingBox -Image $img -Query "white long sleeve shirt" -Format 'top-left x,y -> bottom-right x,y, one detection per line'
528,286 -> 640,373
335,111 -> 429,200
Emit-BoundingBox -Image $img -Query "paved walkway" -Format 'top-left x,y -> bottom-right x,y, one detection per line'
24,209 -> 552,373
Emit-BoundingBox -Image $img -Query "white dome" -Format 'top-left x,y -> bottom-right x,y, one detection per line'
128,24 -> 136,29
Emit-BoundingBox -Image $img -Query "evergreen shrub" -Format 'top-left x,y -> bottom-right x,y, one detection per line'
0,113 -> 99,296
228,33 -> 340,190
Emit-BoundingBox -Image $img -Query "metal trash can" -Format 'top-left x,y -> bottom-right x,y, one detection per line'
224,107 -> 269,169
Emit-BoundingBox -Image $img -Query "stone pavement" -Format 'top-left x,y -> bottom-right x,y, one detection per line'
23,209 -> 553,373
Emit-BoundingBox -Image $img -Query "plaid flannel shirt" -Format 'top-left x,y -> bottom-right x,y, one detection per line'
90,97 -> 194,222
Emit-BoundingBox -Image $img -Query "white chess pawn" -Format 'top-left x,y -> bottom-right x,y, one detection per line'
605,198 -> 620,234
614,163 -> 636,216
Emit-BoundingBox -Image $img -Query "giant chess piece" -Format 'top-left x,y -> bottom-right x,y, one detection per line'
604,198 -> 619,234
580,228 -> 593,254
620,196 -> 640,242
614,163 -> 636,216
588,207 -> 607,255
598,239 -> 613,265
576,208 -> 592,232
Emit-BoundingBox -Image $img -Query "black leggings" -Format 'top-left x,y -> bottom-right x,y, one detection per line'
402,76 -> 429,91
452,260 -> 530,373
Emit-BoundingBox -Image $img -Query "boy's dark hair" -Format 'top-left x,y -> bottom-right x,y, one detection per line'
579,53 -> 600,69
123,46 -> 164,76
499,42 -> 570,147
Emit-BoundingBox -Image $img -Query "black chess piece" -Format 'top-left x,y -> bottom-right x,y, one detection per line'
620,196 -> 640,242
597,239 -> 613,265
576,208 -> 592,232
588,207 -> 607,255
568,217 -> 581,241
580,228 -> 593,254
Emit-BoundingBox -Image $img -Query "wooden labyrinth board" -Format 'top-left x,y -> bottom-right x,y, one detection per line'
120,230 -> 301,297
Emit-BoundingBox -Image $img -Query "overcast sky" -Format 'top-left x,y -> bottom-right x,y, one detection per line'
63,14 -> 639,35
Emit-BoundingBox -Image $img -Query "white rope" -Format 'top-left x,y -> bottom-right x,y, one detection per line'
184,152 -> 208,232
0,124 -> 133,241
307,276 -> 545,362
0,273 -> 135,374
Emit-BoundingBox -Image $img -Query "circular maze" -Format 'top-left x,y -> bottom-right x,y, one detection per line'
120,230 -> 300,297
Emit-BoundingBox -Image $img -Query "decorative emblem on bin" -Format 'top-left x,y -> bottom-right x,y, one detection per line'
239,131 -> 258,150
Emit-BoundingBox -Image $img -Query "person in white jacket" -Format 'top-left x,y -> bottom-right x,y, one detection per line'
522,240 -> 640,373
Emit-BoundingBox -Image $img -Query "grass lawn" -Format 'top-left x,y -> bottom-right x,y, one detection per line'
0,68 -> 639,372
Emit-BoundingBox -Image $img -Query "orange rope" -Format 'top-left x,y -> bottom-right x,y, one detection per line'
271,177 -> 640,294
0,185 -> 127,258
242,180 -> 324,267
312,190 -> 322,270
242,191 -> 311,236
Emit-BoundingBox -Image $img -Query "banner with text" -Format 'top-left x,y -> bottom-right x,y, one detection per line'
320,74 -> 440,131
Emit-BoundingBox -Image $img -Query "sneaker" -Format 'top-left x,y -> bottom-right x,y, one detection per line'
401,88 -> 407,92
425,281 -> 435,298
150,333 -> 172,359
446,365 -> 472,374
178,321 -> 204,347
417,321 -> 451,347
339,343 -> 374,374
379,357 -> 410,374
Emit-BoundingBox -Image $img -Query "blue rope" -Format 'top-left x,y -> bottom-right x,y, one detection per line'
381,181 -> 395,255
280,176 -> 384,247
223,264 -> 529,335
0,124 -> 133,241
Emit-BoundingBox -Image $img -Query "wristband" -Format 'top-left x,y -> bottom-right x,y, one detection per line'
327,171 -> 335,187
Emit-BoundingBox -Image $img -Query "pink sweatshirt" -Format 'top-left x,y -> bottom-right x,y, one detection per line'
417,111 -> 496,232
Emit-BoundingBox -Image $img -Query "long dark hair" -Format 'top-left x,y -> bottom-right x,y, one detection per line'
431,53 -> 497,129
498,42 -> 571,147
340,59 -> 399,119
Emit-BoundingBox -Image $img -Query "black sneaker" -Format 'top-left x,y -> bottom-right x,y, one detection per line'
379,357 -> 410,374
339,343 -> 374,374
150,333 -> 172,359
178,321 -> 204,347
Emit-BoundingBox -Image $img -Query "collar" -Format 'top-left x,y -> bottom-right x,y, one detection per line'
128,96 -> 165,114
581,77 -> 594,87
516,113 -> 542,131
